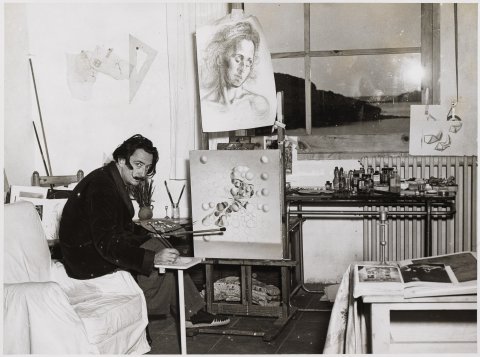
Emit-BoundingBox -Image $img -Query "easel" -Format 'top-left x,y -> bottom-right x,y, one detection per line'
190,92 -> 299,341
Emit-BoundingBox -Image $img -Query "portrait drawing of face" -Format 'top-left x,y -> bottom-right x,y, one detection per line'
224,39 -> 255,89
196,15 -> 277,132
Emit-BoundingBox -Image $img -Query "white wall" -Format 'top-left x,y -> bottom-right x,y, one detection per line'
5,3 -> 186,217
4,4 -> 35,186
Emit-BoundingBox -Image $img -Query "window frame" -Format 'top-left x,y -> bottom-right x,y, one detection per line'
259,3 -> 440,158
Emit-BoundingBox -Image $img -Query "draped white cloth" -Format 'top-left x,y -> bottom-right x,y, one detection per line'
323,265 -> 369,354
4,201 -> 150,354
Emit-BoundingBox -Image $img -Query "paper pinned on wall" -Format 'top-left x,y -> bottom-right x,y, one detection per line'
196,14 -> 277,132
9,185 -> 49,203
66,46 -> 130,101
409,102 -> 476,156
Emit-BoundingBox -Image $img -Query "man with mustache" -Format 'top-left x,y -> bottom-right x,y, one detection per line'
59,134 -> 229,339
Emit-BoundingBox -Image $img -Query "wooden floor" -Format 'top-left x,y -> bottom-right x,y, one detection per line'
147,287 -> 333,354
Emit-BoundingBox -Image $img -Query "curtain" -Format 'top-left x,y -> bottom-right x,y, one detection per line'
166,3 -> 228,179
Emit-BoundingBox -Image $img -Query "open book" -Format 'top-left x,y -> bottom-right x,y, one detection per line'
353,251 -> 477,299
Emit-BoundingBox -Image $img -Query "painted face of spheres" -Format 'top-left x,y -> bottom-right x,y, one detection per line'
231,179 -> 254,200
225,39 -> 255,88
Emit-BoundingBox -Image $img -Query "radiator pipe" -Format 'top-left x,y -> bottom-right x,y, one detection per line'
288,209 -> 455,217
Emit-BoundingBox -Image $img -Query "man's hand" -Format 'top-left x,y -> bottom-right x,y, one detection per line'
154,248 -> 180,265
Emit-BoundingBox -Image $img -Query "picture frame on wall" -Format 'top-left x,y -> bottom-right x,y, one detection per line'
9,185 -> 49,204
12,196 -> 68,241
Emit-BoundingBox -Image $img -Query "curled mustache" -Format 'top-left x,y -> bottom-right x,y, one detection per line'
133,176 -> 146,181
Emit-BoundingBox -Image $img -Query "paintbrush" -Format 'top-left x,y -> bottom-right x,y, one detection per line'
164,180 -> 174,206
176,184 -> 186,206
165,227 -> 226,237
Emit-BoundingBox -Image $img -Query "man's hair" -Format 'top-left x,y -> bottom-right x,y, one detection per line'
112,134 -> 159,176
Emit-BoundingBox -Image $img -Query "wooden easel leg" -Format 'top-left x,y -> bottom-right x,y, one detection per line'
205,263 -> 214,313
263,306 -> 298,342
264,266 -> 297,341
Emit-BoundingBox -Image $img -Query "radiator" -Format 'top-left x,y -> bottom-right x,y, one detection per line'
360,155 -> 477,260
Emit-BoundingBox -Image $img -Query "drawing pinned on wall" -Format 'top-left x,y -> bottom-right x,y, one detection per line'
129,34 -> 158,103
410,99 -> 474,155
66,46 -> 130,101
66,35 -> 157,102
196,13 -> 277,132
190,150 -> 283,260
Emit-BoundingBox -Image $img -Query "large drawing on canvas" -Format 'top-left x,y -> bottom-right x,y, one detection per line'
189,150 -> 283,259
196,14 -> 277,132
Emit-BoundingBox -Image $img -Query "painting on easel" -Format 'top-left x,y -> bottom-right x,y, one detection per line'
189,150 -> 283,259
196,13 -> 277,132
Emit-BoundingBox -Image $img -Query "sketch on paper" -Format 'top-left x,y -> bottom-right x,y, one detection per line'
409,100 -> 475,156
66,35 -> 157,102
196,15 -> 277,132
66,46 -> 130,100
189,150 -> 283,259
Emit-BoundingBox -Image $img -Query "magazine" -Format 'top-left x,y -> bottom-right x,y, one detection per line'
353,251 -> 477,299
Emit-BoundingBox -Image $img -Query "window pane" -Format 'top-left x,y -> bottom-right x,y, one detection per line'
311,3 -> 421,51
272,57 -> 305,80
272,58 -> 306,130
311,54 -> 422,100
245,3 -> 304,53
308,54 -> 421,133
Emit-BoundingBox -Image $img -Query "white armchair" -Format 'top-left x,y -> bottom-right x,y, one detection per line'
3,201 -> 150,354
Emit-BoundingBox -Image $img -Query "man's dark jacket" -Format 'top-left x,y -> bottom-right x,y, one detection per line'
59,161 -> 155,279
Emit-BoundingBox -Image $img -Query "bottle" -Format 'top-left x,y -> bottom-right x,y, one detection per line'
364,174 -> 373,192
389,170 -> 401,193
333,166 -> 340,191
358,178 -> 365,192
325,181 -> 332,190
346,170 -> 353,192
352,172 -> 359,193
359,166 -> 365,178
339,167 -> 345,191
373,170 -> 381,186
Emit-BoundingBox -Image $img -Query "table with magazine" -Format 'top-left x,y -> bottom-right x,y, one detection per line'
323,251 -> 477,354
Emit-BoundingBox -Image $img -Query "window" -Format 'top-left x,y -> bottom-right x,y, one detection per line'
244,3 -> 440,158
